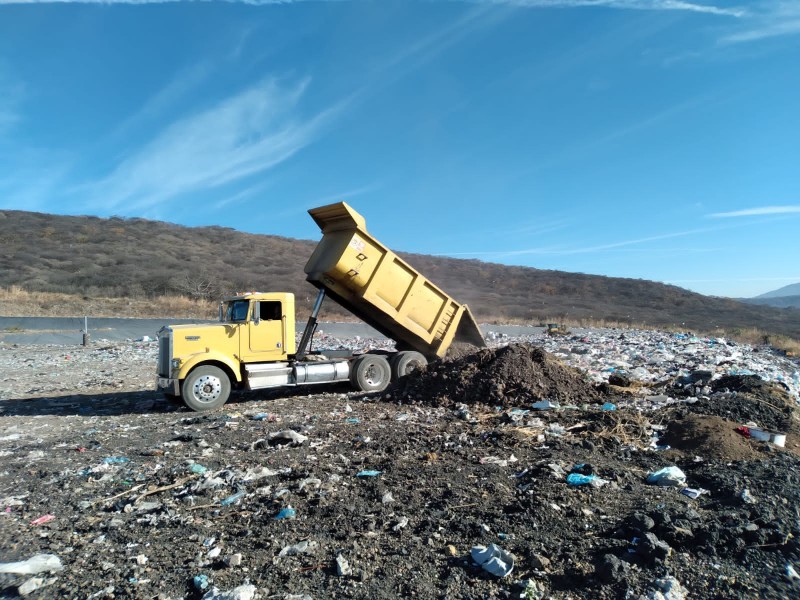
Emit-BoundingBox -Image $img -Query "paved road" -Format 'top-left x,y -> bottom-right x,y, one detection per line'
0,317 -> 551,345
0,317 -> 207,345
0,317 -> 390,345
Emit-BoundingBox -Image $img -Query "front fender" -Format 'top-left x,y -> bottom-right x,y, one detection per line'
176,351 -> 242,382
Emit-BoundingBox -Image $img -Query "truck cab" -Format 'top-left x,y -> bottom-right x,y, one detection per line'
157,292 -> 300,410
224,293 -> 296,361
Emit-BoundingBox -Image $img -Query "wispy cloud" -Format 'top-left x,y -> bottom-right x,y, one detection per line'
468,0 -> 744,17
721,1 -> 800,43
0,0 -> 745,17
213,179 -> 275,210
439,226 -> 717,259
709,205 -> 800,218
0,0 -> 303,4
0,72 -> 24,137
110,63 -> 212,141
80,77 -> 347,212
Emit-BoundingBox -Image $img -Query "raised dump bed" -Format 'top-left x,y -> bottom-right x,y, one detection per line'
304,202 -> 485,359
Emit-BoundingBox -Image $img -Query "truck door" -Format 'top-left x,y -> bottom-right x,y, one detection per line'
241,301 -> 287,361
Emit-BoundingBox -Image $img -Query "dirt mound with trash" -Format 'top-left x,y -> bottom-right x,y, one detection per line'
659,414 -> 763,462
389,343 -> 602,407
672,374 -> 800,449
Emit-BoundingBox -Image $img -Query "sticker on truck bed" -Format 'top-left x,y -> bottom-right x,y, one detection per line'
349,236 -> 366,253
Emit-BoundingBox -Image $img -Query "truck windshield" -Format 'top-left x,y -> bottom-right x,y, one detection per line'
225,300 -> 250,322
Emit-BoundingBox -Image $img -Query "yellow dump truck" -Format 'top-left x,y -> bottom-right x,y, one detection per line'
156,202 -> 485,411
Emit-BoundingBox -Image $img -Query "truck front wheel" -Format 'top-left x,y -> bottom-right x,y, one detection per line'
182,365 -> 231,412
350,355 -> 390,392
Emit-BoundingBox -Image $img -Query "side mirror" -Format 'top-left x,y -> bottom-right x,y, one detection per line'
252,302 -> 260,325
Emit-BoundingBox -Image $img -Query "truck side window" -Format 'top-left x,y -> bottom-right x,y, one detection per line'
260,301 -> 282,320
227,300 -> 250,322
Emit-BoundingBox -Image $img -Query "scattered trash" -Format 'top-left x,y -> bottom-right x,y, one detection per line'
266,430 -> 308,446
193,574 -> 210,591
251,413 -> 278,422
601,402 -> 617,411
102,456 -> 130,465
356,470 -> 382,477
471,543 -> 515,577
220,491 -> 245,506
741,425 -> 787,447
274,507 -> 297,520
680,487 -> 709,500
336,553 -> 352,576
517,578 -> 547,599
200,584 -> 257,600
739,488 -> 757,504
565,464 -> 609,487
480,455 -> 518,467
18,576 -> 52,596
566,473 -> 608,487
648,575 -> 686,599
785,563 -> 800,583
0,554 -> 64,575
224,554 -> 243,568
298,477 -> 322,492
1,326 -> 798,597
532,399 -> 559,410
29,514 -> 55,526
278,540 -> 318,557
646,466 -> 687,487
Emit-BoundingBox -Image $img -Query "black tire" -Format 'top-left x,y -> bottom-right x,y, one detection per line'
350,354 -> 391,392
181,365 -> 231,412
390,351 -> 427,380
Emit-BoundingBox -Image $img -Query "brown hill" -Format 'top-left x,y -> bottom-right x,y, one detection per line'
1,209 -> 798,339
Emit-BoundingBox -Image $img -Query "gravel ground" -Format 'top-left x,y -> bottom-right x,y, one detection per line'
0,328 -> 799,599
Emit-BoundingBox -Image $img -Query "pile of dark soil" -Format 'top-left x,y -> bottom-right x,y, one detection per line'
390,343 -> 601,408
659,414 -> 762,461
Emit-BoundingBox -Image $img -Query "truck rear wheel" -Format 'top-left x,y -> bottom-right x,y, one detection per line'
182,365 -> 231,412
390,351 -> 427,379
350,354 -> 390,392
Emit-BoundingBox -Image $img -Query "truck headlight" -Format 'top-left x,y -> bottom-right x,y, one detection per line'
171,359 -> 181,369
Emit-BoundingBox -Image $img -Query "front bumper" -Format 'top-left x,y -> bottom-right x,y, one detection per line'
156,376 -> 180,396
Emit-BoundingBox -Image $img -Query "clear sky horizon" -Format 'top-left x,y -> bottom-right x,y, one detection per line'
1,0 -> 798,299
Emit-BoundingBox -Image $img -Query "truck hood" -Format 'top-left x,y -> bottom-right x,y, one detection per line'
167,323 -> 239,355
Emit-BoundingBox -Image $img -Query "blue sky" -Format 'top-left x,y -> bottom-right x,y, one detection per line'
0,0 -> 798,298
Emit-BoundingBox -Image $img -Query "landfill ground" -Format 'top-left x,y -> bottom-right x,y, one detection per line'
1,328 -> 800,600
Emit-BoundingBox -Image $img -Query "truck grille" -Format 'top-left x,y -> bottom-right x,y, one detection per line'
158,330 -> 172,377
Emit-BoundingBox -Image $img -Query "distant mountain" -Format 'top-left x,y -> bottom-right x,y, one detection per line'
756,283 -> 800,299
1,209 -> 799,338
744,296 -> 800,309
737,282 -> 800,309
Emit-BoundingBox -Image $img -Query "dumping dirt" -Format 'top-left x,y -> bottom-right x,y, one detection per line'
390,343 -> 602,408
